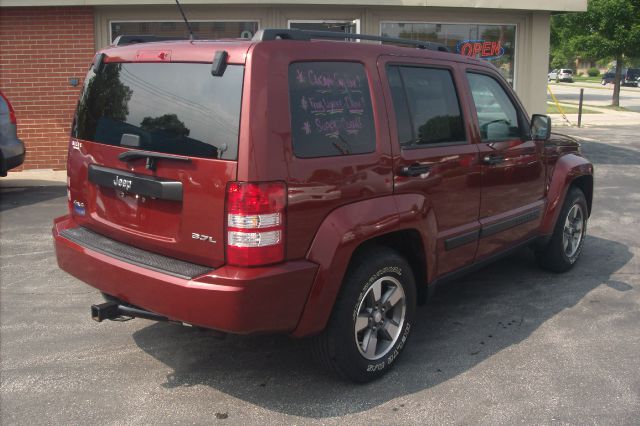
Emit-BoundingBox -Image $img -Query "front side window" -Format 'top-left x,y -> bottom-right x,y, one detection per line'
387,65 -> 465,147
288,62 -> 376,158
467,72 -> 522,142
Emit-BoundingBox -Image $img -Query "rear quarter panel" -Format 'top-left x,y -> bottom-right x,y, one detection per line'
241,41 -> 395,260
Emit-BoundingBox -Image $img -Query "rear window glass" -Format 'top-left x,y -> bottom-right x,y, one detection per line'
288,62 -> 376,158
73,62 -> 244,160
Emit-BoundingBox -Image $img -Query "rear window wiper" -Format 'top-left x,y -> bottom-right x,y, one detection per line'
118,150 -> 191,171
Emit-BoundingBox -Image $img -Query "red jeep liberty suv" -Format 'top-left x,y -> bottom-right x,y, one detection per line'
53,29 -> 594,382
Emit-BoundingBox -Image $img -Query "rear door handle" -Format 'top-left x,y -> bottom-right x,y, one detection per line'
399,163 -> 431,177
483,154 -> 505,165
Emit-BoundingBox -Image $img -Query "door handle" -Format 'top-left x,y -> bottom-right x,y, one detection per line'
483,154 -> 505,165
399,163 -> 431,177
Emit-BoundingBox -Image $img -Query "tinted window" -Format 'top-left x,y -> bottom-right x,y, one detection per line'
388,66 -> 465,147
386,66 -> 413,145
289,62 -> 376,158
467,72 -> 522,142
73,63 -> 244,160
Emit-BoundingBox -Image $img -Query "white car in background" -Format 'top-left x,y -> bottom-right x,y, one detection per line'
548,69 -> 574,82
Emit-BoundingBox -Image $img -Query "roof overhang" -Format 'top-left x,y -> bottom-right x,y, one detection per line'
0,0 -> 588,13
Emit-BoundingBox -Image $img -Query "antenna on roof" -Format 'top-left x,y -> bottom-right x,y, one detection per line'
174,0 -> 195,41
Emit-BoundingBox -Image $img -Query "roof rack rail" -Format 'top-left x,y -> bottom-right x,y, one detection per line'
112,35 -> 188,46
253,28 -> 449,52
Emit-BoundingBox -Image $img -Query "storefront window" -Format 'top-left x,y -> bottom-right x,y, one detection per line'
381,22 -> 516,85
111,21 -> 259,43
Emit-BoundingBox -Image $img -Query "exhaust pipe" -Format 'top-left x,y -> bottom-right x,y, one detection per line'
91,300 -> 169,322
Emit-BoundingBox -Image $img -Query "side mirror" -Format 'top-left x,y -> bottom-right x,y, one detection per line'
531,114 -> 551,140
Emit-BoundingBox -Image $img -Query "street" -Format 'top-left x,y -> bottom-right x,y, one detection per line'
1,126 -> 639,424
548,82 -> 640,112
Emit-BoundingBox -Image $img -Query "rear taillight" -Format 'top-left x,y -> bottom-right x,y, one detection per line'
0,92 -> 17,124
225,181 -> 287,266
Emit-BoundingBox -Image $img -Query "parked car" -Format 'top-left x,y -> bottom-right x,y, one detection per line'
548,68 -> 573,82
626,68 -> 640,86
0,92 -> 25,176
601,68 -> 640,86
53,29 -> 594,383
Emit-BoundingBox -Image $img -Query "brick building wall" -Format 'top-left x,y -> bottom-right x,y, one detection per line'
0,7 -> 95,171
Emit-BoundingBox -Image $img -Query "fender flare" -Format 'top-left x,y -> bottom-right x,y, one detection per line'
291,193 -> 436,337
540,153 -> 594,236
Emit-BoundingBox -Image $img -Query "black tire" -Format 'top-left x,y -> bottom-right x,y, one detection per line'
601,79 -> 606,86
536,187 -> 588,272
312,245 -> 416,383
0,153 -> 6,177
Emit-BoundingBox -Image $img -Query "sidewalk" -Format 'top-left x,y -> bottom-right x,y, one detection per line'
549,104 -> 638,128
0,169 -> 66,188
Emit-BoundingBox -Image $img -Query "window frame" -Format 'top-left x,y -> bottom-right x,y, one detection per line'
465,69 -> 530,143
386,63 -> 469,150
287,19 -> 361,35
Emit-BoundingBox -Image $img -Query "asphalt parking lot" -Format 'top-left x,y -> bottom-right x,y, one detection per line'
1,125 -> 639,425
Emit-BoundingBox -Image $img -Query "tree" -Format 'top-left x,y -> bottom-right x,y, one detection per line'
141,114 -> 190,137
550,15 -> 577,70
553,0 -> 640,106
75,64 -> 133,138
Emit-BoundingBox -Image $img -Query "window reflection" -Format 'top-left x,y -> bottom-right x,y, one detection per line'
381,22 -> 516,85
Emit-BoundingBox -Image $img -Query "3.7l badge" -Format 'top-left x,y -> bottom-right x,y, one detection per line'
192,233 -> 216,243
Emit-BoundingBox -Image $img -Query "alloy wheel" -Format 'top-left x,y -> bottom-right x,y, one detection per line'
563,203 -> 585,259
354,276 -> 406,360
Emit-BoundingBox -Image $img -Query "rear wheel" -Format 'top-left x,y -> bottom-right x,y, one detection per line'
312,246 -> 416,383
536,187 -> 588,272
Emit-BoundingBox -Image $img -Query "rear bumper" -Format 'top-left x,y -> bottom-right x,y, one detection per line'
0,137 -> 25,174
53,215 -> 318,334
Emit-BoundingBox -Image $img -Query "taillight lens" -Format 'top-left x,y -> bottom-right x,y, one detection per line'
226,181 -> 286,266
0,92 -> 17,124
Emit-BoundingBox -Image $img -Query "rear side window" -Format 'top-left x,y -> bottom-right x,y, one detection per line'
387,65 -> 465,147
288,62 -> 376,158
73,62 -> 244,160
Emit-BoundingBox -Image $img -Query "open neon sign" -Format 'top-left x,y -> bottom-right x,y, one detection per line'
456,40 -> 505,60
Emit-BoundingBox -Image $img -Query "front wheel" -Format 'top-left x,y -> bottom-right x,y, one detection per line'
536,187 -> 588,272
312,246 -> 416,383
